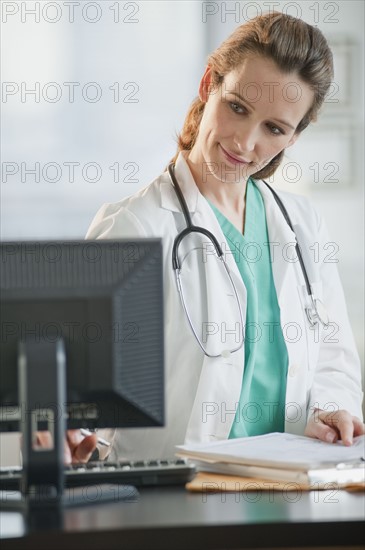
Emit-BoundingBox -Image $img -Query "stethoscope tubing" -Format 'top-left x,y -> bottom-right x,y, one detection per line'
168,162 -> 329,330
261,182 -> 312,298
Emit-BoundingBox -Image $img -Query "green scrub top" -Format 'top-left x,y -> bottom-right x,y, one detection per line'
208,179 -> 288,437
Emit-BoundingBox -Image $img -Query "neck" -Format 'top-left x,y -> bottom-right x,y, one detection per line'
185,150 -> 249,216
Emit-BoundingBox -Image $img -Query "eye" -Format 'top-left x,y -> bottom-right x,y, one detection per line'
267,123 -> 285,136
229,102 -> 246,114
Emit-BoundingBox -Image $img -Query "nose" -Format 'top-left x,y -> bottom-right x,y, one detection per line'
233,122 -> 257,153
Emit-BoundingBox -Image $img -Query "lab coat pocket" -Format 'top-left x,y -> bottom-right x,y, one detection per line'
297,281 -> 323,372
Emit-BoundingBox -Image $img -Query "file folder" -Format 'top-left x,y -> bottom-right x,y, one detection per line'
176,433 -> 365,488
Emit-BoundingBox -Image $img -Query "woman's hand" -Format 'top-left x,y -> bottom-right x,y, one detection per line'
36,430 -> 98,464
304,408 -> 365,445
65,430 -> 98,464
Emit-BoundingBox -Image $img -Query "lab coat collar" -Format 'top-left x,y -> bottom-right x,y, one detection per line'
160,151 -> 200,213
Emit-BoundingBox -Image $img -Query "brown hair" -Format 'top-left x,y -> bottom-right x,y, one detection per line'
169,12 -> 334,179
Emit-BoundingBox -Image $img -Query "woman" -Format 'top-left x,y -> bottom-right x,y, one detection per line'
80,12 -> 364,461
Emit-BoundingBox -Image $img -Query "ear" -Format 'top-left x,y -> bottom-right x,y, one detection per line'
286,132 -> 300,148
199,66 -> 213,103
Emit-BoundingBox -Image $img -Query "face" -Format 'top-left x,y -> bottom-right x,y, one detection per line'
188,55 -> 314,186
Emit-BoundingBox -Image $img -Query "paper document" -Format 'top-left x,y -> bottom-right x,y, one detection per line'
176,433 -> 365,485
177,433 -> 365,469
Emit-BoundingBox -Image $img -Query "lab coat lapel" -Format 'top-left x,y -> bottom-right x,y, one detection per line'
160,152 -> 199,213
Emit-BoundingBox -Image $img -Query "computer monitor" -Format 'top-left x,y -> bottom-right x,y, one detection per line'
0,240 -> 164,432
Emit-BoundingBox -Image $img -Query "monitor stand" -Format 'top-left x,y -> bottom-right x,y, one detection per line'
0,338 -> 138,512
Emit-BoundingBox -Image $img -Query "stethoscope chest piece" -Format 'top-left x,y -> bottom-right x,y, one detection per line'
305,298 -> 330,329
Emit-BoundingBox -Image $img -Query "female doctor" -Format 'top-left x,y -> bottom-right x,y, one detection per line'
81,12 -> 364,461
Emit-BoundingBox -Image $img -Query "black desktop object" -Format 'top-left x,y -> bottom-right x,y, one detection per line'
0,240 -> 164,508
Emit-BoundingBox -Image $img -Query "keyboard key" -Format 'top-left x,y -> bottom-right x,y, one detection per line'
0,458 -> 196,489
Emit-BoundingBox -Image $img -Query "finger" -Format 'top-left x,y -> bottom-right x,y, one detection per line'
64,439 -> 72,465
305,419 -> 338,443
36,431 -> 54,449
72,434 -> 98,464
336,415 -> 365,444
317,410 -> 356,445
352,417 -> 365,437
66,429 -> 85,452
66,430 -> 88,463
328,413 -> 354,446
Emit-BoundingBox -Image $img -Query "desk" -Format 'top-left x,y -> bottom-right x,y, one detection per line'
0,486 -> 364,550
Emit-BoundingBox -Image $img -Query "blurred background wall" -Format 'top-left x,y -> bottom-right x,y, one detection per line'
1,1 -> 364,461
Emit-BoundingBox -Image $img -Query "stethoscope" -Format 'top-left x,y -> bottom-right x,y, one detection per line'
168,162 -> 330,358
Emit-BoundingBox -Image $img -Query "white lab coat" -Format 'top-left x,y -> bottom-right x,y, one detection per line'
86,151 -> 363,460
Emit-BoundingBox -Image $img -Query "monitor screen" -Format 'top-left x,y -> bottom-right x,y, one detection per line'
0,240 -> 164,432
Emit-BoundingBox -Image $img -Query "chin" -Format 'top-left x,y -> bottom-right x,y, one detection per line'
219,167 -> 251,185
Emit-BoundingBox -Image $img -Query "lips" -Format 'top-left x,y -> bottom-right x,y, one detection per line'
220,145 -> 250,165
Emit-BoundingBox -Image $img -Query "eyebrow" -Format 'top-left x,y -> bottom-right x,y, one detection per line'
229,91 -> 296,131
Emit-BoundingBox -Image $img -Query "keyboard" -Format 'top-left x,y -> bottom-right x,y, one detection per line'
0,458 -> 196,490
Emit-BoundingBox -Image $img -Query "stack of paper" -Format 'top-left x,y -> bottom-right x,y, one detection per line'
176,433 -> 365,486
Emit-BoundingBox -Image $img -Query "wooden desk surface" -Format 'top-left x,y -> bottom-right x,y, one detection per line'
1,485 -> 364,549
